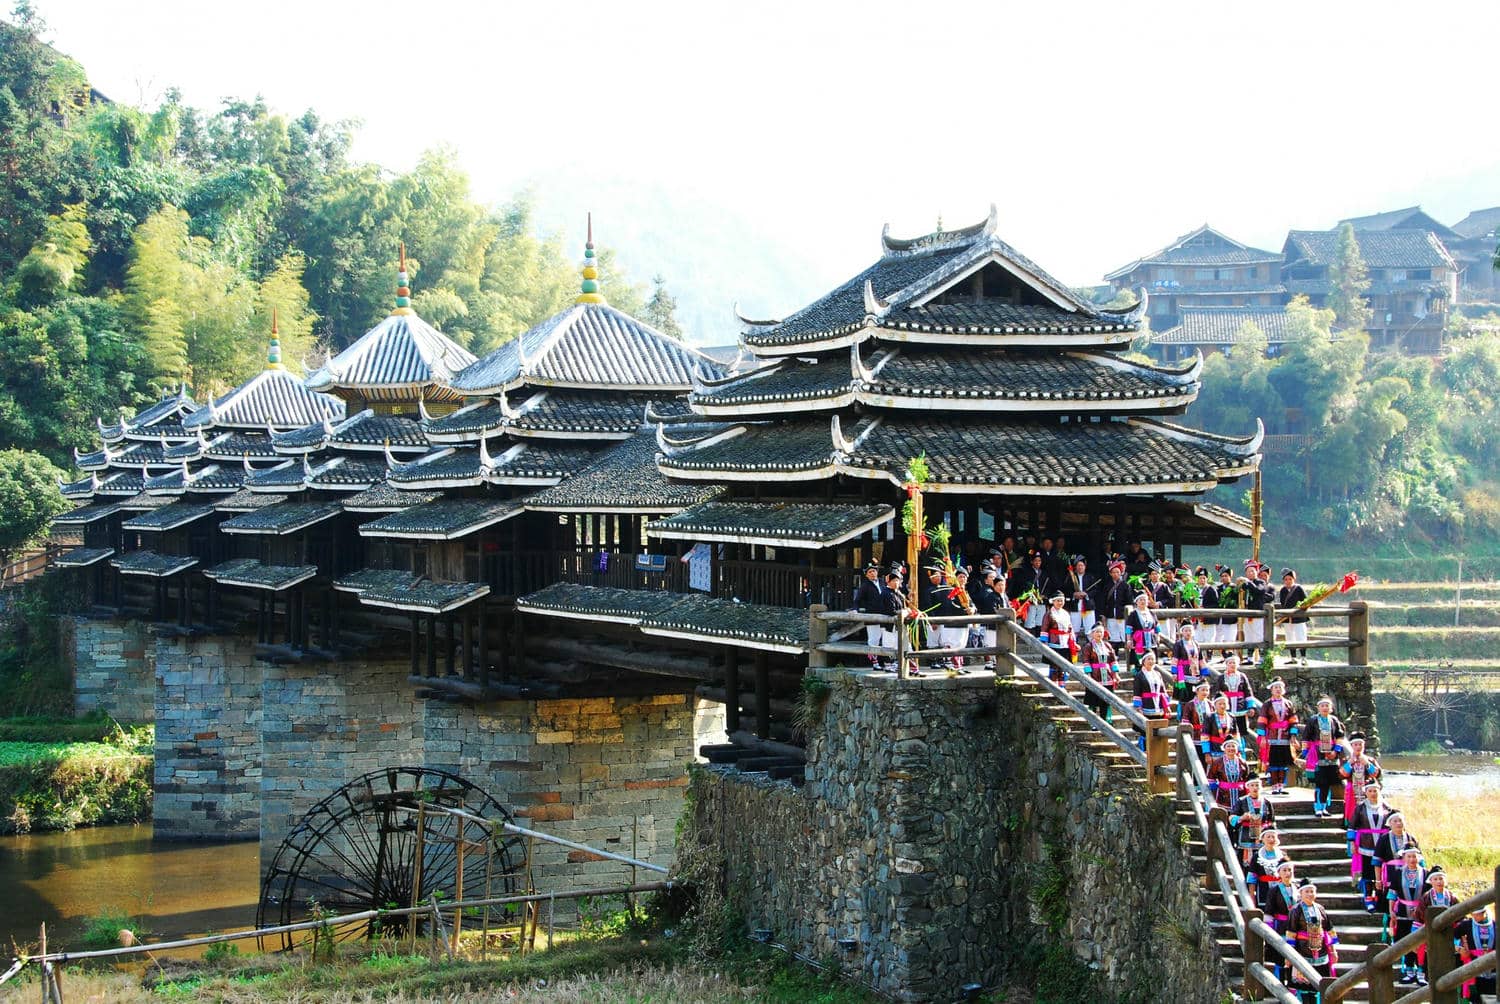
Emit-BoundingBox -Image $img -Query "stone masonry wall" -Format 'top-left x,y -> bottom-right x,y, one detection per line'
67,617 -> 155,723
153,635 -> 262,840
679,670 -> 1227,1003
424,694 -> 725,892
258,660 -> 422,872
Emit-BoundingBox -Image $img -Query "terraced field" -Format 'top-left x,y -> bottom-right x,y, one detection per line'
1353,580 -> 1500,683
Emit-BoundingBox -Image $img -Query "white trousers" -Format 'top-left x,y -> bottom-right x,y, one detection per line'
1285,622 -> 1308,645
1243,619 -> 1264,645
1105,617 -> 1127,644
1069,610 -> 1097,634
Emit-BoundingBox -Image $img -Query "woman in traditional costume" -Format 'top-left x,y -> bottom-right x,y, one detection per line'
1170,621 -> 1202,711
1301,696 -> 1347,818
1257,679 -> 1299,795
1231,775 -> 1276,869
1080,624 -> 1118,722
1041,592 -> 1074,681
1124,592 -> 1159,671
1248,827 -> 1288,909
1348,780 -> 1396,914
1206,737 -> 1251,811
1455,905 -> 1496,1001
1388,848 -> 1431,986
1288,882 -> 1340,1002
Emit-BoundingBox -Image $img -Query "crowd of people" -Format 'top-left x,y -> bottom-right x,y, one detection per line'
849,543 -> 1495,1001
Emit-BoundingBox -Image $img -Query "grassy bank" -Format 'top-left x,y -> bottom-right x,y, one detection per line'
0,716 -> 152,833
1395,786 -> 1500,895
0,935 -> 884,1004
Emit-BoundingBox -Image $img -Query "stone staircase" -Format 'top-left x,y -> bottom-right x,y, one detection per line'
1007,665 -> 1392,1002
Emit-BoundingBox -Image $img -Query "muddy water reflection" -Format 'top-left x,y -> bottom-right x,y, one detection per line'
0,824 -> 258,952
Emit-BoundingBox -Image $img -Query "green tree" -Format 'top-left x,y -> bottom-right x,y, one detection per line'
14,202 -> 90,306
0,448 -> 68,551
1326,222 -> 1372,332
1269,296 -> 1365,430
642,274 -> 683,340
252,251 -> 318,373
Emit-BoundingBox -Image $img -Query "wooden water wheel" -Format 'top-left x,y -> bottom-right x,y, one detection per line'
256,766 -> 527,951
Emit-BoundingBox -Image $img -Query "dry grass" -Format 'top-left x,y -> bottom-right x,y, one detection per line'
1395,785 -> 1500,896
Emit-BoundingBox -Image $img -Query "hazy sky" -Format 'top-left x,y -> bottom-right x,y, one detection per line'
34,0 -> 1500,295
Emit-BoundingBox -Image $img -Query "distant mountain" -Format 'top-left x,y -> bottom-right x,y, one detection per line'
515,168 -> 837,346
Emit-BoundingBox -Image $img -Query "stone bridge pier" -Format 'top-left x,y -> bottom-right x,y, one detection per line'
63,618 -> 727,884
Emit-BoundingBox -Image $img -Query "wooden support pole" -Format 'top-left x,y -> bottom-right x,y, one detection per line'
444,615 -> 456,677
1146,717 -> 1173,795
462,610 -> 473,679
723,650 -> 741,733
409,614 -> 419,675
478,605 -> 489,688
1428,904 -> 1459,1004
1349,600 -> 1369,667
1205,806 -> 1229,890
1263,603 -> 1276,656
1242,906 -> 1265,1001
754,652 -> 771,740
426,614 -> 438,677
807,604 -> 829,668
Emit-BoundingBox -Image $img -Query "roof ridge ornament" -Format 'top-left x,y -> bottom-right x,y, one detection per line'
266,308 -> 285,370
479,434 -> 493,471
850,343 -> 876,385
862,279 -> 890,322
382,438 -> 397,470
417,391 -> 432,424
391,243 -> 414,316
242,451 -> 254,475
498,387 -> 518,420
732,301 -> 782,329
831,414 -> 857,455
575,213 -> 606,305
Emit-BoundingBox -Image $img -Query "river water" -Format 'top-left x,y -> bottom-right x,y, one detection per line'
0,755 -> 1494,959
0,824 -> 259,955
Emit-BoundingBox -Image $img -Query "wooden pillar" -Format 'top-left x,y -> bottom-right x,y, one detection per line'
753,652 -> 770,740
298,586 -> 310,647
1204,806 -> 1229,889
807,604 -> 828,668
409,614 -> 419,676
1427,907 -> 1459,1004
1349,600 -> 1369,666
444,615 -> 456,676
1242,905 -> 1265,1001
426,614 -> 438,677
723,650 -> 741,733
477,605 -> 489,688
461,609 -> 473,679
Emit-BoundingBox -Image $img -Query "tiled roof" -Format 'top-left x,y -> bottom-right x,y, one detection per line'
59,475 -> 97,500
1156,307 -> 1300,345
108,443 -> 174,468
326,411 -> 428,451
305,456 -> 386,490
111,549 -> 198,577
51,502 -> 122,525
219,501 -> 341,535
120,503 -> 215,532
639,593 -> 811,654
1283,230 -> 1455,270
523,432 -> 725,513
332,568 -> 414,595
357,497 -> 525,540
214,489 -> 289,512
1104,225 -> 1280,279
109,389 -> 197,435
115,490 -> 173,511
142,463 -> 246,494
305,311 -> 475,401
386,447 -> 487,489
451,302 -> 718,394
74,449 -> 109,471
878,301 -> 1141,339
1339,206 -> 1458,240
203,558 -> 317,592
518,582 -> 690,624
269,419 -> 333,454
357,577 -> 491,614
53,546 -> 114,568
486,442 -> 597,485
246,460 -> 308,492
504,390 -> 653,439
655,419 -> 840,479
659,414 -> 1260,494
1452,207 -> 1500,240
162,437 -> 206,462
122,421 -> 192,442
743,209 -> 1105,351
182,368 -> 345,431
340,483 -> 441,513
843,416 -> 1261,493
689,357 -> 856,412
419,400 -> 506,443
202,432 -> 280,460
648,501 -> 894,549
859,348 -> 1200,409
94,473 -> 146,495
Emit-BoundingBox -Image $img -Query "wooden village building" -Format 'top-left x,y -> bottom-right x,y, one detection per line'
47,211 -> 1262,747
1103,224 -> 1284,332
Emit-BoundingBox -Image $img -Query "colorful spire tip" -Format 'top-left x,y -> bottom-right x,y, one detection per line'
576,212 -> 605,305
393,241 -> 413,315
267,308 -> 284,369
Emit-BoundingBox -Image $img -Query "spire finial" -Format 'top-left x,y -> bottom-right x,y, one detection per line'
393,242 -> 414,315
576,213 -> 605,305
266,308 -> 284,370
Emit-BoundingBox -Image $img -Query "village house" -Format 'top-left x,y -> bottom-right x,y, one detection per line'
1450,206 -> 1500,305
1103,224 -> 1283,333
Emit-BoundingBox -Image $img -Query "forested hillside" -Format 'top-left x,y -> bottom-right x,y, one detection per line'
0,6 -> 680,479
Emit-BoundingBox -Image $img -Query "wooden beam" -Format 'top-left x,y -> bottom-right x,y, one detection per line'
754,652 -> 770,740
723,650 -> 740,733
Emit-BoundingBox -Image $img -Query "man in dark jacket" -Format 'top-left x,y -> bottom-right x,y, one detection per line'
854,561 -> 885,667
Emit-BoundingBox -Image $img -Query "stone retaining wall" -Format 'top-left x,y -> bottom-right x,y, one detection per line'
258,659 -> 423,871
424,694 -> 724,889
67,617 -> 155,723
679,670 -> 1227,1003
153,635 -> 262,840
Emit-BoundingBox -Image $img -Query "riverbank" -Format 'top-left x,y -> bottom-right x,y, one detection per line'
0,717 -> 152,834
0,933 -> 885,1003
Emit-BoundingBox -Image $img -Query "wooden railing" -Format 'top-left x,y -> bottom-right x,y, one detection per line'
0,542 -> 65,589
1147,602 -> 1369,666
1177,730 -> 1328,1001
1323,865 -> 1498,1004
